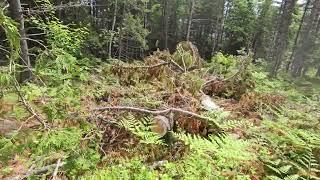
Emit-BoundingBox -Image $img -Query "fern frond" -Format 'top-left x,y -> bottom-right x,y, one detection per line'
175,133 -> 219,154
119,114 -> 164,145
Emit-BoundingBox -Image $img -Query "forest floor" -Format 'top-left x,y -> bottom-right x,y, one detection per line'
0,50 -> 320,179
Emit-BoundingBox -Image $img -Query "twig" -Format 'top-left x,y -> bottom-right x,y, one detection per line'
52,159 -> 61,179
168,57 -> 185,72
200,76 -> 220,95
12,78 -> 49,129
92,106 -> 221,130
22,38 -> 48,50
113,61 -> 170,69
149,160 -> 168,169
18,162 -> 66,179
200,58 -> 249,95
0,45 -> 10,54
27,32 -> 47,37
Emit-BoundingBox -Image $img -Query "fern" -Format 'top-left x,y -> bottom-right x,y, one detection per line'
176,133 -> 219,154
176,133 -> 256,170
34,127 -> 82,155
261,119 -> 320,179
119,114 -> 164,145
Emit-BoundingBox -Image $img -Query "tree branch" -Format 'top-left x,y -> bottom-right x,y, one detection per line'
113,61 -> 170,69
17,161 -> 66,179
92,106 -> 222,130
13,78 -> 49,129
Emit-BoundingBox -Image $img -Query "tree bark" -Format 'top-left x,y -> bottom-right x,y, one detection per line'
8,0 -> 32,82
212,0 -> 225,54
118,3 -> 126,59
162,0 -> 169,49
269,0 -> 297,77
291,0 -> 320,77
286,0 -> 311,72
108,0 -> 118,59
186,0 -> 195,41
316,66 -> 320,77
252,0 -> 272,61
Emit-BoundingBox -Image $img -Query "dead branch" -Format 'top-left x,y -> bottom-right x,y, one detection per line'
17,161 -> 66,179
52,158 -> 61,179
113,61 -> 170,69
0,45 -> 10,54
200,57 -> 250,95
22,38 -> 48,50
200,76 -> 220,95
92,106 -> 221,130
13,78 -> 49,129
149,160 -> 168,169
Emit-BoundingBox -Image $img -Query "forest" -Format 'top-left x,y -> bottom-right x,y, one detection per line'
0,0 -> 320,179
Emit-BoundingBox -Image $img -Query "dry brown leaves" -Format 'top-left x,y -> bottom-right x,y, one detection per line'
238,92 -> 285,113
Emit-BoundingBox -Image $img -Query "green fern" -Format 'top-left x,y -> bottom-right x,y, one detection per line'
176,133 -> 256,169
119,114 -> 164,145
261,119 -> 320,179
34,127 -> 82,155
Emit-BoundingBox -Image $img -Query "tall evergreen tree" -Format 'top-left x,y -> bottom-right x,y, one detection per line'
291,0 -> 320,77
269,0 -> 297,77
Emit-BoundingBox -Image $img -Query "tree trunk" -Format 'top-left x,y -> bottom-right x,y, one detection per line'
8,0 -> 32,82
108,0 -> 118,59
316,66 -> 320,77
163,0 -> 169,49
286,0 -> 311,72
118,4 -> 126,59
291,0 -> 320,77
269,0 -> 297,77
252,0 -> 272,61
212,0 -> 225,54
186,0 -> 195,41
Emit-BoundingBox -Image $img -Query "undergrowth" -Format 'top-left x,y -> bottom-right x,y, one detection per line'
1,12 -> 319,179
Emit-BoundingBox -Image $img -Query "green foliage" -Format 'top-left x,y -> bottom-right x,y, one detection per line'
34,127 -> 82,155
0,9 -> 20,58
31,18 -> 88,55
213,52 -> 236,67
82,158 -> 160,180
120,115 -> 164,145
36,48 -> 89,83
224,0 -> 256,54
22,81 -> 82,121
0,138 -> 17,163
172,42 -> 201,70
177,133 -> 256,170
252,116 -> 320,180
66,147 -> 101,177
0,67 -> 12,88
120,14 -> 149,50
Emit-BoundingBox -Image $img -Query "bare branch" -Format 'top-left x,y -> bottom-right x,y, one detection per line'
113,61 -> 170,69
0,45 -> 10,54
22,38 -> 48,50
17,161 -> 66,179
12,78 -> 49,129
52,158 -> 61,179
27,32 -> 47,37
92,106 -> 222,130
